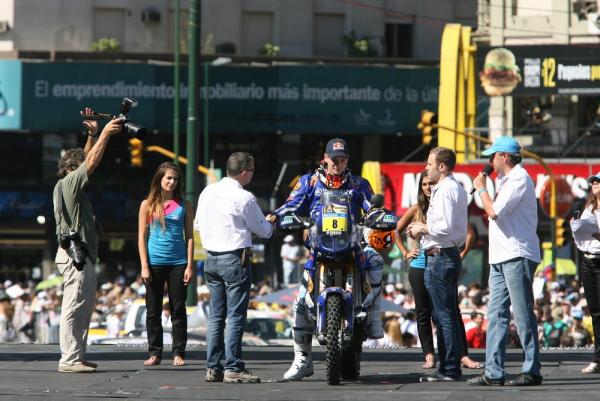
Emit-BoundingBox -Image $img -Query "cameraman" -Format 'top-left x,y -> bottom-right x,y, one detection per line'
53,108 -> 122,373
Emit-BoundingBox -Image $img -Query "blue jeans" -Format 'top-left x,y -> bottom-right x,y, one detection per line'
424,248 -> 462,379
485,257 -> 541,379
204,252 -> 251,372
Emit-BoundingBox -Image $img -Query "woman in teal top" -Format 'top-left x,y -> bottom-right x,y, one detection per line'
138,162 -> 194,367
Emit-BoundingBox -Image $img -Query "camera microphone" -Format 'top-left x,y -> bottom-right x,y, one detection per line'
470,164 -> 494,195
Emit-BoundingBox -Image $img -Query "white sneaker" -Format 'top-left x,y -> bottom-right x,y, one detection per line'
283,343 -> 313,381
582,362 -> 600,374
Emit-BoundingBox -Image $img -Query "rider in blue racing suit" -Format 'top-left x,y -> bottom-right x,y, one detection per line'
267,138 -> 385,381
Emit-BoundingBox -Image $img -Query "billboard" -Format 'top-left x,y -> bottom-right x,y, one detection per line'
381,162 -> 596,216
0,61 -> 439,135
477,45 -> 600,96
0,60 -> 22,129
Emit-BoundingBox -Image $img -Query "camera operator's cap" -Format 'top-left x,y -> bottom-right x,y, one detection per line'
326,138 -> 349,158
283,234 -> 294,243
481,136 -> 521,156
587,171 -> 600,183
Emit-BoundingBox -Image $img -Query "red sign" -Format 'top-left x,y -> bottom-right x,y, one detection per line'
380,162 -> 597,216
539,177 -> 575,218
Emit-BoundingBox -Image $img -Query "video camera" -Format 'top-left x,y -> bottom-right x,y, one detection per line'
82,97 -> 146,139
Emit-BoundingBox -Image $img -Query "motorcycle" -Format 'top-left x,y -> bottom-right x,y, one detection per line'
279,190 -> 395,385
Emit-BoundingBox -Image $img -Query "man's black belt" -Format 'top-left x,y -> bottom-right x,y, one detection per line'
207,248 -> 244,257
425,247 -> 458,256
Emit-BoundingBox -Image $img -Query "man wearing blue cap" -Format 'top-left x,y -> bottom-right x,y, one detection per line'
468,136 -> 542,386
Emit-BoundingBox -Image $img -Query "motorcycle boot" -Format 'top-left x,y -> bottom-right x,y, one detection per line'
363,246 -> 384,339
366,293 -> 384,339
283,331 -> 313,381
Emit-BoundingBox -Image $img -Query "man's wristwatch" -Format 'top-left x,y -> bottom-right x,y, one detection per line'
88,131 -> 99,139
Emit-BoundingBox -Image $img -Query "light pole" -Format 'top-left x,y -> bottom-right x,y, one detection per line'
203,57 -> 231,168
185,0 -> 200,306
173,0 -> 181,164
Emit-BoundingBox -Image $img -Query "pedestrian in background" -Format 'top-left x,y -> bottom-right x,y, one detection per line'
53,108 -> 122,373
469,136 -> 542,386
280,235 -> 303,286
138,162 -> 194,367
408,147 -> 468,382
194,152 -> 273,383
573,171 -> 600,373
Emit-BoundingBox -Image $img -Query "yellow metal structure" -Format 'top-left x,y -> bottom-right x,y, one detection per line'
438,24 -> 477,162
361,161 -> 382,195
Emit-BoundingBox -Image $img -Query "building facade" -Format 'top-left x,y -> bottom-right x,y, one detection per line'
0,0 -> 479,283
0,0 -> 476,59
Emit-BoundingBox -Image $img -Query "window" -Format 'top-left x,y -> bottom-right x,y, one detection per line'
313,14 -> 345,57
241,12 -> 273,55
385,23 -> 412,58
93,8 -> 126,49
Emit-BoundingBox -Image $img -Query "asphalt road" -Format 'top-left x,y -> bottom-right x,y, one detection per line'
0,344 -> 599,400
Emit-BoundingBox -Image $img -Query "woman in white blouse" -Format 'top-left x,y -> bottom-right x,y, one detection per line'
575,173 -> 600,374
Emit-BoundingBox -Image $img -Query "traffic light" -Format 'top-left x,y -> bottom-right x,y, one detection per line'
129,138 -> 143,167
555,217 -> 567,247
417,110 -> 437,145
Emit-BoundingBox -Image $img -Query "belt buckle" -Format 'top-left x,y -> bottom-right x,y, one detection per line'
426,247 -> 440,256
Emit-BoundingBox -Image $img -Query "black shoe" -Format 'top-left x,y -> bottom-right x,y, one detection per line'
467,373 -> 505,386
419,371 -> 458,382
507,373 -> 542,386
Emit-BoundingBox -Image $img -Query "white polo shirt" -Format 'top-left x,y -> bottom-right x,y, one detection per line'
422,174 -> 468,250
194,177 -> 273,252
488,164 -> 541,264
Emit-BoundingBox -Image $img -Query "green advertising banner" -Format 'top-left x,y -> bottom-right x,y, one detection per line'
1,61 -> 438,134
0,60 -> 22,130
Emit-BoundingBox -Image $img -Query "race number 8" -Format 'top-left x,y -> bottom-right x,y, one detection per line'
323,216 -> 346,232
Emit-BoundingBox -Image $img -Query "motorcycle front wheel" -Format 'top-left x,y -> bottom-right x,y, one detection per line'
325,294 -> 343,385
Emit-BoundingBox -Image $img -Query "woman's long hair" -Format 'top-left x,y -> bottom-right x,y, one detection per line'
585,189 -> 600,213
414,170 -> 430,223
146,162 -> 183,229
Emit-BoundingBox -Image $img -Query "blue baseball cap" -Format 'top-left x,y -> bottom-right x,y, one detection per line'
326,138 -> 349,158
481,136 -> 522,156
587,172 -> 600,183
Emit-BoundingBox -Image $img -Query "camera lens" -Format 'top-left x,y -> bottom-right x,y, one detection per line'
124,122 -> 146,140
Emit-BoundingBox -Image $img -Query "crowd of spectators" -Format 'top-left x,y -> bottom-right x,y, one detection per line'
0,266 -> 595,350
365,270 -> 594,350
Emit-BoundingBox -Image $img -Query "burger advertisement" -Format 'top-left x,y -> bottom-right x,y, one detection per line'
477,45 -> 600,96
479,48 -> 521,96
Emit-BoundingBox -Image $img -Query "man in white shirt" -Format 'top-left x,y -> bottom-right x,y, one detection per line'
194,152 -> 273,383
408,147 -> 467,382
469,136 -> 542,387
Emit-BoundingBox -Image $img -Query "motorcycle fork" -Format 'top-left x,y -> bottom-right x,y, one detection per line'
315,262 -> 356,345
